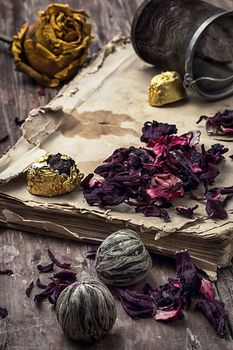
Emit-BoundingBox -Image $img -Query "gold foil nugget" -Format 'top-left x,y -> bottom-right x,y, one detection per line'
27,153 -> 84,197
148,71 -> 186,107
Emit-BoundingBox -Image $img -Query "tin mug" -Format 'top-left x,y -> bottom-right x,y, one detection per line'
131,0 -> 233,100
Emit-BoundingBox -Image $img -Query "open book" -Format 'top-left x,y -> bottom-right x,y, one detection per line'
0,36 -> 232,279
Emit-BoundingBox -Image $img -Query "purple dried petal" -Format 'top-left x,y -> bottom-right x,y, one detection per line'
197,299 -> 227,336
53,270 -> 77,283
48,283 -> 68,305
175,205 -> 198,219
146,173 -> 184,202
136,205 -> 171,222
196,115 -> 208,124
197,109 -> 233,136
144,280 -> 182,308
118,289 -> 156,319
48,249 -> 71,270
206,144 -> 228,165
38,86 -> 46,97
0,269 -> 13,275
34,282 -> 56,302
85,248 -> 98,260
200,278 -> 215,300
37,262 -> 54,273
205,193 -> 227,220
26,281 -> 34,297
0,307 -> 8,319
141,121 -> 177,143
0,135 -> 9,144
15,117 -> 25,126
36,278 -> 47,289
155,307 -> 183,321
176,250 -> 202,305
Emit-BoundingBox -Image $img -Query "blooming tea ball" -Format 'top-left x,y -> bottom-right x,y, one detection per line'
56,279 -> 116,343
95,229 -> 152,286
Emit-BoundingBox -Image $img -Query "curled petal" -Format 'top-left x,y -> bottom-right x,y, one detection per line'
197,299 -> 227,336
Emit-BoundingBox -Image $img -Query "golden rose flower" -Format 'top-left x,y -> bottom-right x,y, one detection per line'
11,3 -> 92,87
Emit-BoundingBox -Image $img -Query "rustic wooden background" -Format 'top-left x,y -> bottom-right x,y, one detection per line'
0,1 -> 233,349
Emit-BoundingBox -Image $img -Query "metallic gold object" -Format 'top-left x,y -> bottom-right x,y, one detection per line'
27,153 -> 84,197
148,71 -> 187,107
11,3 -> 92,87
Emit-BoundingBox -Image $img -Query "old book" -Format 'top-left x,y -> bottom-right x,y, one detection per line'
0,36 -> 232,279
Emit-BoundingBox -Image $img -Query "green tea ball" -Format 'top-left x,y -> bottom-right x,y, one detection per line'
56,279 -> 116,342
95,229 -> 152,286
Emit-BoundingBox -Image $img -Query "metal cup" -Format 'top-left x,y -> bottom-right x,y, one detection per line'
131,0 -> 233,100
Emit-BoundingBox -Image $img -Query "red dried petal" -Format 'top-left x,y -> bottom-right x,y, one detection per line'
200,279 -> 215,300
37,263 -> 54,273
34,282 -> 56,302
0,135 -> 9,144
26,281 -> 34,297
53,269 -> 77,282
197,299 -> 227,336
0,269 -> 13,275
48,249 -> 71,270
197,110 -> 233,136
36,278 -> 47,289
155,307 -> 183,321
146,173 -> 184,202
175,205 -> 198,219
0,307 -> 8,319
115,288 -> 156,319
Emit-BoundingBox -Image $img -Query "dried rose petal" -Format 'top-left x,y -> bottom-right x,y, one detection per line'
38,86 -> 46,97
200,278 -> 215,300
197,299 -> 227,336
176,250 -> 202,305
197,109 -> 233,136
141,121 -> 177,143
146,173 -> 184,202
15,117 -> 25,126
48,249 -> 71,270
0,135 -> 9,144
37,262 -> 54,273
175,205 -> 198,219
53,270 -> 77,282
155,307 -> 183,321
36,278 -> 47,289
205,193 -> 227,219
116,288 -> 156,319
136,205 -> 170,222
0,269 -> 13,275
0,307 -> 8,319
26,281 -> 34,297
34,282 -> 56,302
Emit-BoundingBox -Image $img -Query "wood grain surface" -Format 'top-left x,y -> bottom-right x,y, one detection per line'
0,1 -> 233,350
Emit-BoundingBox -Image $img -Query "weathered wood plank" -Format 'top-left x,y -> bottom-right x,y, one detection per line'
0,0 -> 233,349
1,229 -> 233,350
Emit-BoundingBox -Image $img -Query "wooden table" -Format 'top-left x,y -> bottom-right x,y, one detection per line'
0,1 -> 232,349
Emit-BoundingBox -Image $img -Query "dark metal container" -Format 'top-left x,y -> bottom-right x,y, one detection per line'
131,0 -> 233,100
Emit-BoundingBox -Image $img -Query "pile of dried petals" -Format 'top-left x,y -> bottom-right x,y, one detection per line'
111,250 -> 227,337
0,268 -> 13,318
25,249 -> 76,305
82,120 -> 232,221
